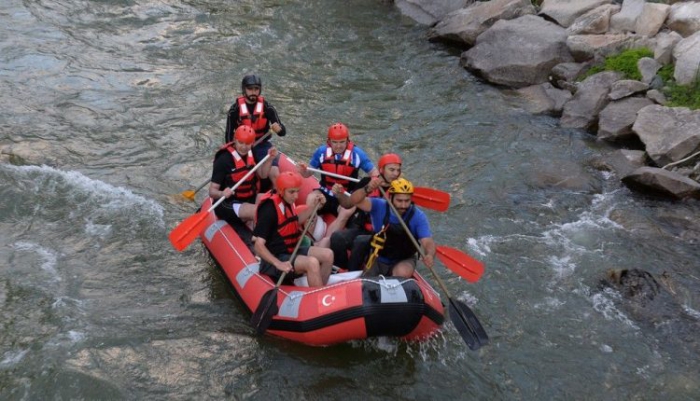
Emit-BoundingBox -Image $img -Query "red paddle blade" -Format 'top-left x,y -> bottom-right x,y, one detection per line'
168,210 -> 209,251
436,245 -> 484,283
413,187 -> 450,212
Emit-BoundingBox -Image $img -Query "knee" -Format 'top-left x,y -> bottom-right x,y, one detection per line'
307,258 -> 321,274
320,248 -> 333,264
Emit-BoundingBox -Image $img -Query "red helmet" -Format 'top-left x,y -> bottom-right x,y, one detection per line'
327,123 -> 349,141
234,125 -> 255,144
276,171 -> 303,194
378,153 -> 402,171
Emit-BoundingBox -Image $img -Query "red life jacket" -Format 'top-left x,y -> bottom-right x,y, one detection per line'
237,96 -> 268,141
319,142 -> 358,190
256,192 -> 300,254
226,146 -> 257,202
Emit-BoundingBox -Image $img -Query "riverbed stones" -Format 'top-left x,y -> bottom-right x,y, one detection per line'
461,15 -> 573,88
632,105 -> 700,166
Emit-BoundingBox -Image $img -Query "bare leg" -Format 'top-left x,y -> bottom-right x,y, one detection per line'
392,259 -> 416,278
308,246 -> 333,284
293,255 -> 323,287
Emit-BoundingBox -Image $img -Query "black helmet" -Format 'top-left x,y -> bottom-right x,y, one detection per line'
241,74 -> 262,93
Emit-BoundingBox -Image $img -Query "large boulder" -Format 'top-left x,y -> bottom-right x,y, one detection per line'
515,82 -> 572,115
460,15 -> 573,88
622,166 -> 700,199
566,4 -> 620,35
654,30 -> 683,65
560,71 -> 623,130
566,33 -> 636,62
632,105 -> 700,166
428,0 -> 535,47
667,1 -> 700,38
598,97 -> 654,142
395,0 -> 473,26
610,0 -> 646,33
634,2 -> 670,37
672,31 -> 700,86
539,0 -> 613,28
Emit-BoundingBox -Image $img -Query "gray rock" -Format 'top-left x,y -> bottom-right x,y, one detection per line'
395,0 -> 473,26
608,79 -> 649,100
560,71 -> 623,130
598,97 -> 654,141
461,15 -> 573,88
622,166 -> 700,199
672,31 -> 700,86
539,0 -> 613,28
428,0 -> 535,47
515,82 -> 572,115
667,1 -> 700,38
637,57 -> 661,84
632,105 -> 700,166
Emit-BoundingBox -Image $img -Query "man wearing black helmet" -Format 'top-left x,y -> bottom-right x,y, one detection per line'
225,74 -> 287,191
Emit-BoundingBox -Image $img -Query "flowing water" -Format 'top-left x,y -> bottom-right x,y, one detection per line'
1,0 -> 699,399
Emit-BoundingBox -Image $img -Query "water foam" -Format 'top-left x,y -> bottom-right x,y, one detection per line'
12,241 -> 61,282
3,164 -> 165,227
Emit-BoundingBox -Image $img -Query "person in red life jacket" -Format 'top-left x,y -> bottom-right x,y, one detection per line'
253,171 -> 334,287
351,177 -> 436,278
210,126 -> 277,249
225,74 -> 286,192
329,153 -> 403,271
296,122 -> 379,245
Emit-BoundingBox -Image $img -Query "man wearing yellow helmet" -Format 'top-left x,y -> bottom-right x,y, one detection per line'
351,177 -> 436,278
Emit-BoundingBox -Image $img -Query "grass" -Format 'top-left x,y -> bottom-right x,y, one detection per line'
582,47 -> 654,81
664,79 -> 700,110
578,48 -> 700,110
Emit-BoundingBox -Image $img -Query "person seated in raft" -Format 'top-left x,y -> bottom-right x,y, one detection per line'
351,177 -> 436,278
296,122 -> 378,245
330,153 -> 404,271
209,125 -> 277,248
293,204 -> 328,248
253,171 -> 334,287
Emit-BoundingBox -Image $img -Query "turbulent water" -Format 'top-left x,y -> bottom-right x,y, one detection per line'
1,0 -> 699,399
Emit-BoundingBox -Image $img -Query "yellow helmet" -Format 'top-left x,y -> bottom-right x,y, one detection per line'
388,178 -> 414,195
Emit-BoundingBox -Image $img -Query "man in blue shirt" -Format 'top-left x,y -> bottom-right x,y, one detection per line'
297,123 -> 378,245
351,177 -> 436,278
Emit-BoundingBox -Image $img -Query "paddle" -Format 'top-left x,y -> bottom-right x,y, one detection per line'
168,153 -> 272,252
305,167 -> 451,212
181,132 -> 273,201
435,246 -> 484,284
377,186 -> 488,350
251,202 -> 322,335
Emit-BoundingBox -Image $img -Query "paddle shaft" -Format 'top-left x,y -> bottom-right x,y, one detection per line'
185,132 -> 273,198
307,166 -> 362,184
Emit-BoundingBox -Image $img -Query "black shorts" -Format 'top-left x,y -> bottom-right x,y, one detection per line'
363,256 -> 418,277
259,246 -> 310,284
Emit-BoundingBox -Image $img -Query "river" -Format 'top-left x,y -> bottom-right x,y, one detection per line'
1,0 -> 699,399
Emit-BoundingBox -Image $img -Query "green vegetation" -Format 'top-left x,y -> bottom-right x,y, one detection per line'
579,48 -> 700,110
665,80 -> 700,110
582,47 -> 654,81
653,64 -> 700,110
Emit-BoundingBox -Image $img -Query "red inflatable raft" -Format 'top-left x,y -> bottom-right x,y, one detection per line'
197,153 -> 445,346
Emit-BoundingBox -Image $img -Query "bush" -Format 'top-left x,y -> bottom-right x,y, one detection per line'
580,47 -> 654,81
665,80 -> 700,110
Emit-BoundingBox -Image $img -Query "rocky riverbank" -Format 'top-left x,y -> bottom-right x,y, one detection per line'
394,0 -> 700,200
